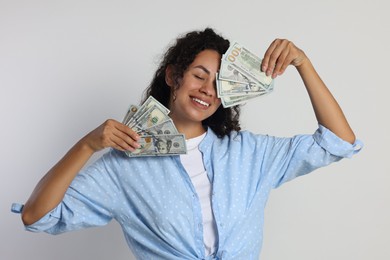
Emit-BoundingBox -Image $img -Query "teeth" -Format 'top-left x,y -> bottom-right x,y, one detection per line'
192,98 -> 210,107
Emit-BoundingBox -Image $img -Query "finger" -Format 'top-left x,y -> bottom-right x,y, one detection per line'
272,47 -> 290,78
99,120 -> 140,151
111,133 -> 139,151
110,137 -> 129,151
268,40 -> 290,77
262,39 -> 279,73
106,119 -> 140,142
116,123 -> 140,141
113,127 -> 141,151
278,52 -> 296,76
264,39 -> 287,77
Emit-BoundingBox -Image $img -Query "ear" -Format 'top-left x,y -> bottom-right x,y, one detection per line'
165,65 -> 174,87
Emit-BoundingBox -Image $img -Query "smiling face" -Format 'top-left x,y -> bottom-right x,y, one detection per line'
167,49 -> 222,137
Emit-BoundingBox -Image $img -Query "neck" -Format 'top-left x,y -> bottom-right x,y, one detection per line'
173,121 -> 206,139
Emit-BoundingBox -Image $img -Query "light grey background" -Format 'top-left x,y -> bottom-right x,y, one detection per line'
1,0 -> 389,259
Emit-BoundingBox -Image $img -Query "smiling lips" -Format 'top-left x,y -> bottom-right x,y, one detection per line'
192,97 -> 210,107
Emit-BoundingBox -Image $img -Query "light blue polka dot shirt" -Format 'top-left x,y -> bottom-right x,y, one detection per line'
12,125 -> 362,260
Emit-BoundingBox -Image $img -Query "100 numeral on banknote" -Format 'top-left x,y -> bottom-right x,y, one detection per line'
217,42 -> 275,107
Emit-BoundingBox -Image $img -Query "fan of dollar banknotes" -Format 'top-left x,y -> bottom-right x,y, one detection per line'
122,96 -> 187,157
217,42 -> 274,108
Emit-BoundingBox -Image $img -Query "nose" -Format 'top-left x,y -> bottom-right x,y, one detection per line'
200,79 -> 216,97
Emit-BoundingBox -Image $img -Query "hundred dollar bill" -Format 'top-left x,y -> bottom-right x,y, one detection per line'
221,92 -> 266,108
139,119 -> 178,136
223,42 -> 273,89
129,104 -> 171,132
218,62 -> 252,84
216,73 -> 267,97
125,134 -> 187,157
127,96 -> 170,127
122,104 -> 139,125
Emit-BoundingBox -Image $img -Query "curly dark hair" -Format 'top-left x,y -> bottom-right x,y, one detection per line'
142,28 -> 241,137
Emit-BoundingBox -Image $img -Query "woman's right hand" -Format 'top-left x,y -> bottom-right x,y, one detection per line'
83,119 -> 141,152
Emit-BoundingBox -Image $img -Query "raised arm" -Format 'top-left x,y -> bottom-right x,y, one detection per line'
21,119 -> 140,225
261,39 -> 356,144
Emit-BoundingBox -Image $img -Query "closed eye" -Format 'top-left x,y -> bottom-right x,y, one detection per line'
194,74 -> 205,80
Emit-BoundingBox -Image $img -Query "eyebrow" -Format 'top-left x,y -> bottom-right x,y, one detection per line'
193,65 -> 210,75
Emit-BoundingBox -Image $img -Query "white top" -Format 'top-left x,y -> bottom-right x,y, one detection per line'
180,132 -> 217,256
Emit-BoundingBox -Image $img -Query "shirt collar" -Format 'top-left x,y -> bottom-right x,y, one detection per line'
199,127 -> 217,155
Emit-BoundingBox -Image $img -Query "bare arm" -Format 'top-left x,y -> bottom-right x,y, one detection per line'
261,39 -> 356,144
21,119 -> 140,225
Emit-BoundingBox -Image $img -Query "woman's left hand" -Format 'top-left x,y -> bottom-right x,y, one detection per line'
261,39 -> 308,79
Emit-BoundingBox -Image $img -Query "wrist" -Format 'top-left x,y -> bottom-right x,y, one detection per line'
295,57 -> 313,73
78,135 -> 99,155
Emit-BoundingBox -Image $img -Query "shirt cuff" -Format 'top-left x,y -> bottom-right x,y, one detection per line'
313,124 -> 363,158
11,202 -> 62,233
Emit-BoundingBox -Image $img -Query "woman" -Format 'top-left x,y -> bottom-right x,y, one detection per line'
13,28 -> 361,259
